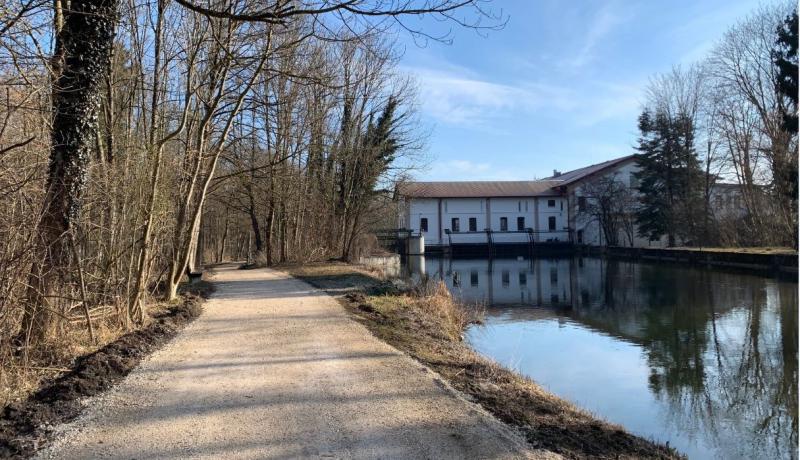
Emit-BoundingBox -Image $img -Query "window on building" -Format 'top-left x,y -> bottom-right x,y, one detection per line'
470,271 -> 478,287
517,216 -> 525,231
519,271 -> 527,286
419,218 -> 428,233
577,229 -> 584,244
500,217 -> 508,231
548,199 -> 556,207
468,217 -> 477,232
451,218 -> 460,232
551,294 -> 560,305
501,270 -> 510,287
452,271 -> 461,287
548,216 -> 556,231
578,196 -> 586,212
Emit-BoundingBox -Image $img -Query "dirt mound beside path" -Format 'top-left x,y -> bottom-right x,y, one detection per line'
0,289 -> 207,459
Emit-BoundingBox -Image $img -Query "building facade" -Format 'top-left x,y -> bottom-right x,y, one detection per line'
397,181 -> 570,247
398,155 -> 745,250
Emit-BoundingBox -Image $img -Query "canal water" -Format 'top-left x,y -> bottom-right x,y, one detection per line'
401,256 -> 798,460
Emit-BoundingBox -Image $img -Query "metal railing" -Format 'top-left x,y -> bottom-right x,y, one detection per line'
443,228 -> 573,245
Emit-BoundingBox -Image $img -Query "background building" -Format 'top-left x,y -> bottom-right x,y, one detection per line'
398,155 -> 746,250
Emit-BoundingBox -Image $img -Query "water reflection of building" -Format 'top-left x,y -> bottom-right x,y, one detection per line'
427,255 -> 799,460
406,256 -> 575,307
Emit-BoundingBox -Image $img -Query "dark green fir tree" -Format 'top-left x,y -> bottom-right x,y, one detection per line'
772,11 -> 798,244
633,109 -> 704,247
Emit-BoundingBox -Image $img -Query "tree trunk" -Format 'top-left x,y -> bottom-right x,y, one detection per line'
248,192 -> 263,252
129,6 -> 163,323
22,0 -> 118,343
217,207 -> 229,262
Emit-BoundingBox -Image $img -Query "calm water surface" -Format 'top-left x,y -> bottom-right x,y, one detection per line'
402,256 -> 798,459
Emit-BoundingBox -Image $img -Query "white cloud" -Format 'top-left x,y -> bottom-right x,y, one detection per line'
576,81 -> 645,127
447,159 -> 490,173
677,39 -> 716,66
400,30 -> 652,137
403,66 -> 576,128
568,3 -> 630,69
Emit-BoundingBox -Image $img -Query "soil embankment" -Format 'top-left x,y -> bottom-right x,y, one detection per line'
0,283 -> 210,459
595,246 -> 798,274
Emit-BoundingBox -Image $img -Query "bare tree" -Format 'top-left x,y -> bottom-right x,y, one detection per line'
577,173 -> 638,247
708,2 -> 797,245
0,0 -> 500,389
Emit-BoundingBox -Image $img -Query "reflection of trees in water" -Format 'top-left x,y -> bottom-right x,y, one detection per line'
779,288 -> 798,446
571,260 -> 798,459
413,256 -> 797,457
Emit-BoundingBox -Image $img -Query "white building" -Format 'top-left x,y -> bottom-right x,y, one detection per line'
397,180 -> 570,248
398,155 -> 746,250
709,183 -> 749,218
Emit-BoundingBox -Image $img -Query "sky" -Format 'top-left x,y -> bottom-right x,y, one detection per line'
394,0 -> 765,181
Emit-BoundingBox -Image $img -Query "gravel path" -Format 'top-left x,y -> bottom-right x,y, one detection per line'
37,265 -> 542,459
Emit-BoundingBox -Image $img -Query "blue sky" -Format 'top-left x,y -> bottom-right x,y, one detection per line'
396,0 -> 763,181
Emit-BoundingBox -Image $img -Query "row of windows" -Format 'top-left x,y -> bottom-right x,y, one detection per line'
451,267 -> 560,288
420,216 -> 558,233
449,217 -> 525,232
453,270 -> 528,288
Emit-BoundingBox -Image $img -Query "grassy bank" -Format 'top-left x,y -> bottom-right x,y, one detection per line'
284,262 -> 681,459
669,246 -> 797,255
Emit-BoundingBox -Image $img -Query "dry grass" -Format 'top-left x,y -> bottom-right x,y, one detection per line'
287,263 -> 682,459
0,319 -> 123,408
0,283 -> 209,459
409,279 -> 483,340
0,281 -> 213,409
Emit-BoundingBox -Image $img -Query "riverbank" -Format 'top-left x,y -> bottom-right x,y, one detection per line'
0,282 -> 211,459
582,245 -> 798,274
283,262 -> 682,459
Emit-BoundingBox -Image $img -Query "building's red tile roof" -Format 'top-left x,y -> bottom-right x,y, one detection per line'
397,180 -> 562,198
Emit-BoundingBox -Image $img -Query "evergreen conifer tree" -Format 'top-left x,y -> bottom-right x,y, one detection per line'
772,11 -> 798,243
634,109 -> 704,246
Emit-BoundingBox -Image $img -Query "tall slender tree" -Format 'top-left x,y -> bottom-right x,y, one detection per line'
634,109 -> 704,246
772,10 -> 798,244
774,11 -> 798,134
23,0 -> 119,343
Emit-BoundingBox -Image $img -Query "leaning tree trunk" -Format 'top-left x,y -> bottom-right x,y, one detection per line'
22,0 -> 118,344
